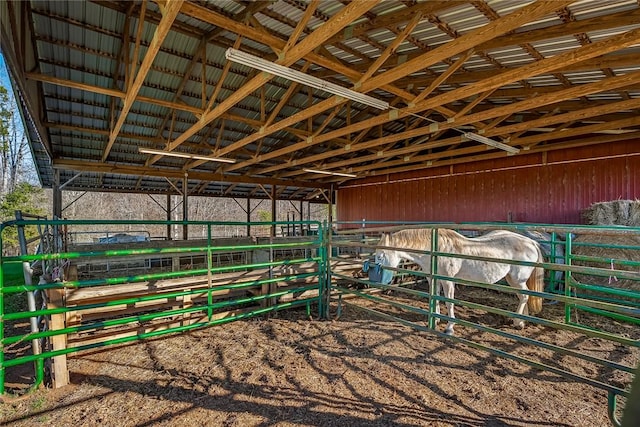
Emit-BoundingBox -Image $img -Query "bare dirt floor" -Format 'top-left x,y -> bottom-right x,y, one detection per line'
1,288 -> 638,427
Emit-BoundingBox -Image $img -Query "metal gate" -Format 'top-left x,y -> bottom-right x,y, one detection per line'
0,218 -> 326,394
326,221 -> 640,426
2,218 -> 639,425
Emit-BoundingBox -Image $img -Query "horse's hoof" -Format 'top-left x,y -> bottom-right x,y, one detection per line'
513,321 -> 525,330
444,328 -> 454,336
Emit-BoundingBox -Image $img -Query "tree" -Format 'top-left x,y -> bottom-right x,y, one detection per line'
0,85 -> 33,193
0,182 -> 46,254
0,84 -> 44,254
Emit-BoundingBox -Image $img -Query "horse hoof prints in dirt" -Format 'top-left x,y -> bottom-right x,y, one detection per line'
374,228 -> 544,336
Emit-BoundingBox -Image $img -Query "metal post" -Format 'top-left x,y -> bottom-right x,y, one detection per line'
166,194 -> 172,240
182,174 -> 188,240
321,220 -> 329,319
15,211 -> 42,357
299,200 -> 303,235
246,198 -> 251,237
52,169 -> 62,220
429,228 -> 438,330
271,185 -> 276,237
564,232 -> 573,324
329,184 -> 334,224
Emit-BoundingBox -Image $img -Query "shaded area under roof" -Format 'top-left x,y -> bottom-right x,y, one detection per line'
1,0 -> 639,200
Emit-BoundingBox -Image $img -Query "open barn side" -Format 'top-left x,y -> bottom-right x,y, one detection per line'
1,220 -> 639,426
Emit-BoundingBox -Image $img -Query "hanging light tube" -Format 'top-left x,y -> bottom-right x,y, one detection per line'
139,147 -> 236,163
225,48 -> 389,111
464,132 -> 520,154
303,168 -> 357,178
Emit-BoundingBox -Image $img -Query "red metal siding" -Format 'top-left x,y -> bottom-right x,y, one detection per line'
337,142 -> 640,225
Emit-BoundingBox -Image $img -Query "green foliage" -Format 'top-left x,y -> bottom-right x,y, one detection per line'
2,261 -> 28,316
0,86 -> 10,146
1,182 -> 46,254
0,182 -> 45,219
257,209 -> 271,222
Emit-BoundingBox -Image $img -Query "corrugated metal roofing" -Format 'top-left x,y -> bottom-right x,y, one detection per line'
2,0 -> 640,201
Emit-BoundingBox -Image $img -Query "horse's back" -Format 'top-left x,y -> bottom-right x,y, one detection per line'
438,229 -> 540,284
470,230 -> 540,261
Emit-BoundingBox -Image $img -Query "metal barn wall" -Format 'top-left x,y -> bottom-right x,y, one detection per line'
337,142 -> 640,225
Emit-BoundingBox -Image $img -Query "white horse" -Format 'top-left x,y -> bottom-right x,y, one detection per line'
374,228 -> 544,335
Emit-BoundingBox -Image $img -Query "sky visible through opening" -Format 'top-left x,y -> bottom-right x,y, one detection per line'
0,51 -> 39,185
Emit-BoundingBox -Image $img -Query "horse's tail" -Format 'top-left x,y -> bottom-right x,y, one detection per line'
526,244 -> 545,314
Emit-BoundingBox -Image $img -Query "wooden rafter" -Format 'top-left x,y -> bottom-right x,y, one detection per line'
360,1 -> 574,93
267,67 -> 640,176
7,0 -> 640,200
52,158 -> 330,189
103,0 -> 184,162
194,1 -> 570,176
150,0 -> 380,167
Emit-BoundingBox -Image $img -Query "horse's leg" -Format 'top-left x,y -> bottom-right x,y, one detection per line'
434,280 -> 441,324
505,274 -> 528,329
440,280 -> 456,335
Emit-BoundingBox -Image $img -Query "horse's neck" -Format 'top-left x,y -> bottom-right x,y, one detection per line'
393,229 -> 434,268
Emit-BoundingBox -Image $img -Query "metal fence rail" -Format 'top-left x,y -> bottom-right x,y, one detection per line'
2,219 -> 639,426
327,221 -> 640,427
0,219 -> 326,395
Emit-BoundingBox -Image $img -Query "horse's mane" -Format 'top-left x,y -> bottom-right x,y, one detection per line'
390,228 -> 462,250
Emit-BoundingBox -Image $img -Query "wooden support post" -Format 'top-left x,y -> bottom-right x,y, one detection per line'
64,265 -> 81,327
48,287 -> 69,388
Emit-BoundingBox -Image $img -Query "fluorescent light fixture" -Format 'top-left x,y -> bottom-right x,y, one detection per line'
303,168 -> 357,178
139,147 -> 236,163
464,132 -> 520,154
225,48 -> 389,111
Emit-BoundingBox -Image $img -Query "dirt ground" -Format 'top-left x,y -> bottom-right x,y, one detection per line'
1,288 -> 638,427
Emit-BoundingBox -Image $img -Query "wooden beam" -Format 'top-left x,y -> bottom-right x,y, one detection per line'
25,73 -> 204,115
453,88 -> 497,118
357,131 -> 640,179
352,6 -> 640,79
412,48 -> 474,105
265,63 -> 310,127
159,1 -> 380,165
281,0 -> 319,54
128,0 -> 147,92
260,67 -> 640,176
480,6 -> 640,52
292,25 -> 640,157
103,0 -> 184,162
360,1 -> 574,93
204,38 -> 242,115
451,69 -> 640,131
323,1 -> 454,47
187,1 -> 570,175
357,11 -> 424,84
489,97 -> 640,138
514,116 -> 640,148
395,51 -> 640,90
52,158 -> 331,189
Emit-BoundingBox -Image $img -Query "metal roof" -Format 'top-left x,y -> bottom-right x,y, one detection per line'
1,0 -> 640,201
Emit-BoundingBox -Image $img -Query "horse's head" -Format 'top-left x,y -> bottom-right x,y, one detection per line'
373,232 -> 399,284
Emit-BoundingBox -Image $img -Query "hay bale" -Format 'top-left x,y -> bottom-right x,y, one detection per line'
582,200 -> 640,226
571,234 -> 640,293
